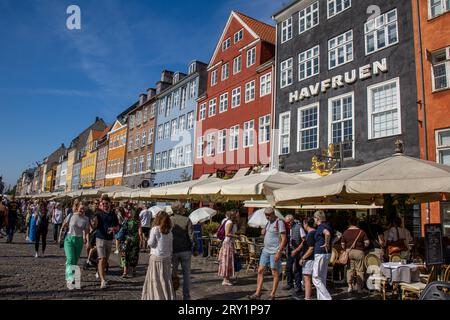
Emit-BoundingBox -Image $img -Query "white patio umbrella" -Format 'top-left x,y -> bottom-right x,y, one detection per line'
189,207 -> 217,225
99,186 -> 133,198
247,208 -> 284,228
149,206 -> 163,218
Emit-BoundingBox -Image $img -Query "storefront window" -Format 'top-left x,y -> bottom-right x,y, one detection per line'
442,202 -> 450,237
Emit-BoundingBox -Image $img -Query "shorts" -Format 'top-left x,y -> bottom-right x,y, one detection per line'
89,231 -> 97,248
302,260 -> 314,275
259,251 -> 282,271
142,227 -> 150,238
96,238 -> 112,260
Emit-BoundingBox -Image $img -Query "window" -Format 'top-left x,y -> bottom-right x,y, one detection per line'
187,112 -> 194,129
281,17 -> 293,43
148,128 -> 154,144
197,137 -> 204,158
135,133 -> 140,150
431,48 -> 450,91
162,152 -> 168,170
143,107 -> 148,123
206,133 -> 215,156
329,30 -> 353,69
233,56 -> 242,74
365,9 -> 398,55
141,131 -> 147,147
185,144 -> 192,165
133,158 -> 138,174
164,122 -> 170,139
368,78 -> 401,139
181,87 -> 187,109
299,45 -> 320,81
259,115 -> 271,144
243,121 -> 255,148
159,98 -> 166,116
221,63 -> 229,80
189,63 -> 196,74
222,38 -> 231,51
260,73 -> 272,97
166,94 -> 172,117
179,115 -> 186,132
171,119 -> 178,137
150,104 -> 156,117
176,146 -> 184,167
231,87 -> 241,108
208,98 -> 217,117
136,111 -> 142,126
218,129 -> 226,153
328,0 -> 351,18
157,125 -> 163,141
190,79 -> 196,99
247,47 -> 256,67
329,93 -> 354,159
199,104 -> 206,121
147,152 -> 152,171
299,1 -> 319,34
129,115 -> 135,129
245,80 -> 255,103
126,160 -> 131,175
297,103 -> 319,151
155,153 -> 161,171
280,58 -> 293,88
139,156 -> 144,173
429,0 -> 450,18
436,129 -> 450,165
219,93 -> 228,113
279,112 -> 291,155
169,149 -> 175,169
128,136 -> 133,152
229,125 -> 239,151
234,29 -> 243,43
211,69 -> 218,86
173,90 -> 180,109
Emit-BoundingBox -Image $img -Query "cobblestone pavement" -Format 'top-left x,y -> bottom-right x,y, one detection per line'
0,231 -> 381,300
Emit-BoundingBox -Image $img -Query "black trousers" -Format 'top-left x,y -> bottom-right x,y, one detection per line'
35,226 -> 48,253
286,253 -> 302,290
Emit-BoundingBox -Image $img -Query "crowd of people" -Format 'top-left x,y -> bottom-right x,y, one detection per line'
1,193 -> 417,300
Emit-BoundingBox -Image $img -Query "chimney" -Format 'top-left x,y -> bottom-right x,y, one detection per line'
147,88 -> 156,99
95,116 -> 100,122
160,70 -> 174,83
139,94 -> 147,105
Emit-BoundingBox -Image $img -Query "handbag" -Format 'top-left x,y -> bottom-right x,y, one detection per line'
60,213 -> 73,248
387,228 -> 408,255
115,221 -> 127,242
338,230 -> 362,265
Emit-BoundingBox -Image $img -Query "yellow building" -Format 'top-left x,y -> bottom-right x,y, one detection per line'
80,130 -> 103,189
45,168 -> 55,193
66,149 -> 76,192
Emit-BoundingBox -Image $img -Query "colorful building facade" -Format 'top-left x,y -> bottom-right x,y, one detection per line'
193,11 -> 275,179
105,120 -> 127,187
80,130 -> 103,189
95,125 -> 112,188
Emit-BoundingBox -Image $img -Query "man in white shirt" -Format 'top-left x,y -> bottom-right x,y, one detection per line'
139,205 -> 152,251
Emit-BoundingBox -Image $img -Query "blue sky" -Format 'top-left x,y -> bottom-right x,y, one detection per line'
0,0 -> 285,187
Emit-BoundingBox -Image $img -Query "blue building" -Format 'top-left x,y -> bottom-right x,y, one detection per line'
153,61 -> 207,186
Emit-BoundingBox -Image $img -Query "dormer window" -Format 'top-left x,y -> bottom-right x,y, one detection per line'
189,63 -> 196,74
173,73 -> 180,84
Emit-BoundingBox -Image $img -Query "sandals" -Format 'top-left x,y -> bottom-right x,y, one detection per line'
248,293 -> 262,300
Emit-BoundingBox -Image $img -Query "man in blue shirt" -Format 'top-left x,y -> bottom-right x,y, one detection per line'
249,207 -> 287,300
312,210 -> 334,300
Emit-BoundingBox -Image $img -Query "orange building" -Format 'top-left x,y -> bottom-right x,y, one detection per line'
105,120 -> 127,187
413,0 -> 450,236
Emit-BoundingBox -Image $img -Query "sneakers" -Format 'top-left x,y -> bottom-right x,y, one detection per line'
100,280 -> 108,289
222,280 -> 233,286
34,252 -> 39,258
114,250 -> 119,255
67,281 -> 75,290
95,272 -> 99,279
347,286 -> 353,293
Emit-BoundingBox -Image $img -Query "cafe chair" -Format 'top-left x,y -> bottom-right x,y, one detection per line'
400,266 -> 437,300
246,242 -> 259,274
443,265 -> 450,283
366,264 -> 388,300
389,253 -> 402,263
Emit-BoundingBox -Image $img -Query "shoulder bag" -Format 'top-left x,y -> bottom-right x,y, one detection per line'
338,230 -> 362,265
60,213 -> 73,248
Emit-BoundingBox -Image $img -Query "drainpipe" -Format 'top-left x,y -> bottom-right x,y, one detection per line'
270,21 -> 279,171
416,0 -> 430,225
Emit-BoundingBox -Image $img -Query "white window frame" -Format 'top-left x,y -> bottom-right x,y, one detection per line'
232,87 -> 241,108
222,38 -> 231,51
259,115 -> 271,144
211,69 -> 218,86
328,92 -> 355,159
187,111 -> 194,129
299,1 -> 319,34
196,137 -> 204,158
221,63 -> 229,81
148,128 -> 154,144
178,115 -> 186,132
280,58 -> 293,88
169,149 -> 175,169
297,103 -> 320,152
135,133 -> 140,150
245,80 -> 256,103
157,125 -> 163,141
147,152 -> 152,171
206,133 -> 215,156
229,125 -> 239,151
247,47 -> 256,67
260,73 -> 272,97
298,45 -> 320,81
281,17 -> 293,43
219,93 -> 228,113
431,48 -> 450,92
208,98 -> 217,117
139,155 -> 145,173
185,144 -> 192,166
155,154 -> 161,171
133,158 -> 138,174
171,119 -> 178,137
243,120 -> 255,148
428,0 -> 450,19
164,122 -> 170,139
199,104 -> 206,121
328,30 -> 353,70
141,131 -> 147,148
233,56 -> 242,74
327,0 -> 352,19
279,112 -> 291,155
367,78 -> 402,140
234,29 -> 243,43
218,129 -> 227,154
436,128 -> 450,164
364,9 -> 399,55
126,159 -> 131,175
176,146 -> 184,167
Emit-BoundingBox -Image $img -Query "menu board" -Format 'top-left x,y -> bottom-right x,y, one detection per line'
425,224 -> 444,265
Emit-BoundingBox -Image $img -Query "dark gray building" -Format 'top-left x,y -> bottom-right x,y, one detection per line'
272,0 -> 419,173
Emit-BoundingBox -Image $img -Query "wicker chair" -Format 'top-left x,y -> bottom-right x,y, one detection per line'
400,266 -> 437,300
246,242 -> 260,273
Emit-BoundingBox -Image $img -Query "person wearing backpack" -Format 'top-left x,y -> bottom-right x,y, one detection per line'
249,207 -> 287,300
217,210 -> 239,286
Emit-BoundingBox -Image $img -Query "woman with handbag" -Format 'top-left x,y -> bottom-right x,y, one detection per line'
217,210 -> 239,286
386,217 -> 412,260
119,208 -> 143,278
59,199 -> 89,290
341,216 -> 370,294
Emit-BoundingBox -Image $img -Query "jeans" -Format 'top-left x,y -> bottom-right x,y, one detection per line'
53,224 -> 62,241
7,217 -> 17,242
286,253 -> 302,290
172,251 -> 192,300
35,226 -> 48,253
312,253 -> 332,300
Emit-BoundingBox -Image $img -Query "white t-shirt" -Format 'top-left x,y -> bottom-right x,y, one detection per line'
221,218 -> 237,243
148,226 -> 173,257
139,209 -> 152,228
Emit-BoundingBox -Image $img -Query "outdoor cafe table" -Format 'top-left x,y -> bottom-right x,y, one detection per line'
381,262 -> 420,283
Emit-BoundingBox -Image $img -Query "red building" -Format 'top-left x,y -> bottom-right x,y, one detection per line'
193,11 -> 275,179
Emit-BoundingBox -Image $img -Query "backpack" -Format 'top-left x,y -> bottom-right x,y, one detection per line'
217,219 -> 229,241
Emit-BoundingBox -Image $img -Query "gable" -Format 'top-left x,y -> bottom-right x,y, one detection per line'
111,120 -> 124,132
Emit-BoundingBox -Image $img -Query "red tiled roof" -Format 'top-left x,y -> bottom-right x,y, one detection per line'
100,125 -> 113,138
234,11 -> 276,45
